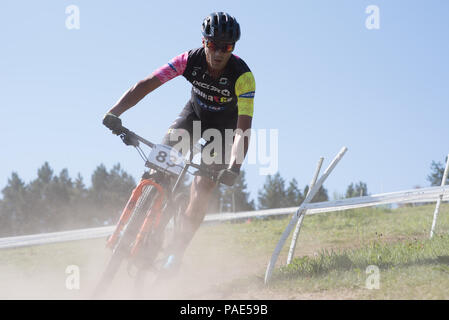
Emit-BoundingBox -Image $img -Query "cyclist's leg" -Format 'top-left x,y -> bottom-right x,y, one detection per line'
163,119 -> 237,263
157,102 -> 200,270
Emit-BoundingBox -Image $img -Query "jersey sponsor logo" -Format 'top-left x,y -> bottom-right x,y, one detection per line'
192,80 -> 231,97
219,77 -> 228,85
195,97 -> 226,112
192,66 -> 201,77
193,86 -> 233,103
239,91 -> 255,98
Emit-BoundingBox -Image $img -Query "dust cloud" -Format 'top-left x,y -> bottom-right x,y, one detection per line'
0,228 -> 270,300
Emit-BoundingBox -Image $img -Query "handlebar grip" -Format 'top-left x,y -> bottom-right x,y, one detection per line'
117,126 -> 129,135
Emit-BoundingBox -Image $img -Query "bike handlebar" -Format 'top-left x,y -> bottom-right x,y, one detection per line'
116,125 -> 219,181
118,127 -> 155,148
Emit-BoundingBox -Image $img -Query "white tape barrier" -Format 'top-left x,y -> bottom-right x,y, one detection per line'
0,186 -> 448,250
304,186 -> 449,215
0,226 -> 115,250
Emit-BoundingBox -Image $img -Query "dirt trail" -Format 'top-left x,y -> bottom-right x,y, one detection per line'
0,237 -> 362,300
1,226 -> 363,300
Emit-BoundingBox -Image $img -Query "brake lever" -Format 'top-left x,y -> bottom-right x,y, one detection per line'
119,129 -> 139,147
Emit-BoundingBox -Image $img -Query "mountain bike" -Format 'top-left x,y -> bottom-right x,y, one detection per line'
92,125 -> 219,298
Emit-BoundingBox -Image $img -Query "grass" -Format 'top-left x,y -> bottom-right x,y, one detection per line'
261,203 -> 449,299
191,203 -> 449,299
275,234 -> 449,279
1,203 -> 449,299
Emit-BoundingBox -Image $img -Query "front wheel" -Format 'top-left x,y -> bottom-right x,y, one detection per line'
92,246 -> 126,298
92,184 -> 158,298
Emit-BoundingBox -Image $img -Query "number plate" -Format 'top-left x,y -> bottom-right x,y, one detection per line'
147,144 -> 185,176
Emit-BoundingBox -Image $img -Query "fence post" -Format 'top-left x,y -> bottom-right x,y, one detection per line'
430,154 -> 449,238
286,157 -> 323,265
264,147 -> 347,284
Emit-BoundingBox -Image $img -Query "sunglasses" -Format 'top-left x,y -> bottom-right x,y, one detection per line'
205,40 -> 235,53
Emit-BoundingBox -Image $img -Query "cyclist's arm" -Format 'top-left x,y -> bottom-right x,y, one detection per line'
229,71 -> 256,170
108,51 -> 189,116
228,115 -> 252,171
108,75 -> 162,116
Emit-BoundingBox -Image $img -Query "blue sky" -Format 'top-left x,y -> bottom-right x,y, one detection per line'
1,0 -> 448,203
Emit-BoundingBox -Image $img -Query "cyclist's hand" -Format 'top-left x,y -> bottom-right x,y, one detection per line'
102,112 -> 122,135
217,167 -> 240,186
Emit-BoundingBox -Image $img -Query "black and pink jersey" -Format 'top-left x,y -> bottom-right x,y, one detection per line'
152,47 -> 255,125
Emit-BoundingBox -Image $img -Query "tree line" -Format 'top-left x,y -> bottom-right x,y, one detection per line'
0,162 -> 327,237
2,155 -> 445,237
0,162 -> 136,237
18,157 -> 447,237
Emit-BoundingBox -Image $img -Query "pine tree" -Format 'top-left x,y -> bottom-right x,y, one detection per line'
74,173 -> 87,197
27,162 -> 56,233
284,178 -> 304,207
257,172 -> 286,209
345,183 -> 355,198
71,172 -> 92,228
0,163 -> 138,235
89,163 -> 136,225
346,181 -> 368,198
220,170 -> 255,212
0,172 -> 28,236
428,157 -> 448,186
303,184 -> 329,203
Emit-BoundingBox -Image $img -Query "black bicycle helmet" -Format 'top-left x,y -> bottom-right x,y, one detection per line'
201,12 -> 241,43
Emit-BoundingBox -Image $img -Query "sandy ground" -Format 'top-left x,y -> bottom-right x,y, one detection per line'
0,236 -> 305,300
0,229 -> 363,300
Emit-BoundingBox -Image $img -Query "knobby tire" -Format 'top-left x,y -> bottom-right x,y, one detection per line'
93,184 -> 158,298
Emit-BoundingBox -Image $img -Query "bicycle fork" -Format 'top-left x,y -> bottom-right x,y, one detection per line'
106,179 -> 165,255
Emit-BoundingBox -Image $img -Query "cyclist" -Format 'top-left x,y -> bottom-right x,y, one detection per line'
102,12 -> 256,276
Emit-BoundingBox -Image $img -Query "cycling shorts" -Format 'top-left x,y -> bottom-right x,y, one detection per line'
161,101 -> 238,172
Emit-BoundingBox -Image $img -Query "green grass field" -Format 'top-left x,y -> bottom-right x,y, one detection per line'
1,203 -> 449,299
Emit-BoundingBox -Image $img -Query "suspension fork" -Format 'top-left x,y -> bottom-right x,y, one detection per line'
106,178 -> 165,250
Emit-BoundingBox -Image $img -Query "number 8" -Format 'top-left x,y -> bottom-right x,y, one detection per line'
156,151 -> 167,163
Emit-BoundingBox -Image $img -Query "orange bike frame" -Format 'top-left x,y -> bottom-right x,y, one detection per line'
106,179 -> 166,255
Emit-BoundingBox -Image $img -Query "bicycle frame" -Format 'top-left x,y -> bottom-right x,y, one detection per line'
105,126 -> 217,261
92,126 -> 222,298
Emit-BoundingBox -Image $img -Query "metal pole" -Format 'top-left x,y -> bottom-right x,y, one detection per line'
286,157 -> 323,265
430,154 -> 449,238
264,147 -> 347,284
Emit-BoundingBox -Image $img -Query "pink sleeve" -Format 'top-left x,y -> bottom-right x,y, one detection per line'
152,51 -> 189,84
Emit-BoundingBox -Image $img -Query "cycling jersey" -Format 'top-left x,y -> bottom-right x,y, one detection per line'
152,47 -> 255,125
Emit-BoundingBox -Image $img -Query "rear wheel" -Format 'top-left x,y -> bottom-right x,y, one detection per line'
163,192 -> 189,249
133,191 -> 189,294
